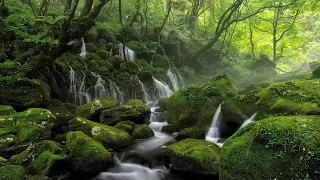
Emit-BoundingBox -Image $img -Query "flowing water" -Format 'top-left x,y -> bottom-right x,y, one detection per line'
80,37 -> 87,58
118,43 -> 136,62
152,77 -> 173,99
205,104 -> 223,147
239,113 -> 256,129
166,68 -> 180,91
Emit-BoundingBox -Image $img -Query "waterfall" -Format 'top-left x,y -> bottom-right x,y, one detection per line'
137,78 -> 151,103
69,66 -> 91,106
239,113 -> 256,129
166,68 -> 180,91
177,72 -> 185,88
108,80 -> 125,105
152,77 -> 173,99
91,72 -> 107,99
118,43 -> 136,62
206,103 -> 223,147
80,37 -> 87,58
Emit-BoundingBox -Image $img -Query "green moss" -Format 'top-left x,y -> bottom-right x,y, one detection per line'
75,97 -> 117,120
96,50 -> 110,60
100,99 -> 151,125
68,117 -> 132,149
26,175 -> 51,180
0,105 -> 15,116
85,43 -> 97,53
176,127 -> 205,141
220,116 -> 320,180
158,98 -> 168,111
114,121 -> 136,134
0,165 -> 26,180
138,71 -> 153,83
87,60 -> 100,72
66,131 -> 112,173
132,124 -> 154,139
167,139 -> 220,175
0,156 -> 7,166
162,125 -> 174,133
47,100 -> 74,129
120,61 -> 139,75
167,74 -> 238,131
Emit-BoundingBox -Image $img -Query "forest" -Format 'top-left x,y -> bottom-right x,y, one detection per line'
0,0 -> 319,179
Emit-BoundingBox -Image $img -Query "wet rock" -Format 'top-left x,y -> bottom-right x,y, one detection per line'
175,127 -> 205,141
114,121 -> 136,134
132,124 -> 154,139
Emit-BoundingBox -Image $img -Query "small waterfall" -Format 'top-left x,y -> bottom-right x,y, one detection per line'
152,77 -> 173,99
206,103 -> 223,147
118,43 -> 136,62
91,72 -> 107,99
69,66 -> 91,106
166,68 -> 180,91
177,72 -> 185,88
239,113 -> 256,129
137,78 -> 151,103
108,80 -> 125,105
80,37 -> 87,58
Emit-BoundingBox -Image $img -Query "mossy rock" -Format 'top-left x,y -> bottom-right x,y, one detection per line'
0,76 -> 51,109
10,140 -> 67,176
108,56 -> 124,70
0,108 -> 56,157
175,127 -> 205,141
114,121 -> 136,134
66,131 -> 112,173
131,124 -> 154,139
312,65 -> 320,78
158,98 -> 168,111
167,74 -> 238,131
0,156 -> 7,166
68,117 -> 132,149
96,50 -> 110,60
138,71 -> 153,83
220,116 -> 320,180
87,60 -> 100,72
222,79 -> 320,131
75,97 -> 117,121
0,105 -> 15,116
85,43 -> 97,53
119,61 -> 139,75
167,139 -> 220,175
0,165 -> 26,180
162,125 -> 174,133
100,99 -> 151,125
47,99 -> 74,129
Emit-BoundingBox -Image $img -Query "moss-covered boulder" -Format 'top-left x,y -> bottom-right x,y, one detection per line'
75,97 -> 117,121
312,65 -> 320,78
0,108 -> 56,157
220,116 -> 320,180
138,71 -> 153,83
162,125 -> 174,133
222,79 -> 320,133
114,121 -> 136,134
10,140 -> 67,176
158,98 -> 168,111
100,99 -> 151,125
0,76 -> 51,109
66,131 -> 112,173
0,156 -> 7,166
0,105 -> 15,116
175,127 -> 205,141
131,124 -> 154,139
68,117 -> 131,149
47,99 -> 74,129
167,139 -> 220,175
167,74 -> 238,131
0,165 -> 26,180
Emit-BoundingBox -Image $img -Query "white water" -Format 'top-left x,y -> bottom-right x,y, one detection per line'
166,68 -> 180,91
206,104 -> 223,147
69,66 -> 91,106
152,77 -> 173,99
118,43 -> 136,62
108,80 -> 125,105
137,78 -> 151,103
91,72 -> 107,99
80,37 -> 87,58
239,113 -> 256,129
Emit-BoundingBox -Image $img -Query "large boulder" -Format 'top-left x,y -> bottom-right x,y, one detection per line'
68,117 -> 131,149
167,139 -> 220,175
75,97 -> 117,121
66,131 -> 113,173
0,165 -> 26,180
222,79 -> 320,135
114,121 -> 136,134
10,140 -> 67,176
100,99 -> 151,125
47,99 -> 74,129
0,108 -> 56,157
0,76 -> 51,110
220,116 -> 320,180
175,126 -> 205,141
167,74 -> 238,131
131,124 -> 154,139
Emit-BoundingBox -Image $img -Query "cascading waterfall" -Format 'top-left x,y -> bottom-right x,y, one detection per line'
239,113 -> 257,129
166,68 -> 180,91
90,72 -> 107,99
118,43 -> 136,62
80,37 -> 87,58
69,66 -> 91,106
108,80 -> 125,105
152,77 -> 173,99
137,78 -> 151,103
206,103 -> 223,147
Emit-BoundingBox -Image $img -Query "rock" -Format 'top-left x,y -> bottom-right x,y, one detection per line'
0,105 -> 15,116
114,121 -> 136,134
100,99 -> 151,125
10,140 -> 67,176
138,71 -> 153,83
220,116 -> 320,180
0,76 -> 51,110
167,74 -> 238,131
0,165 -> 26,180
75,97 -> 117,121
47,99 -> 74,130
154,107 -> 166,112
66,131 -> 113,173
131,124 -> 154,139
312,65 -> 320,78
0,108 -> 56,157
175,127 -> 205,141
158,98 -> 168,111
68,117 -> 131,149
0,156 -> 7,166
167,139 -> 220,175
162,125 -> 174,133
26,175 -> 51,180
